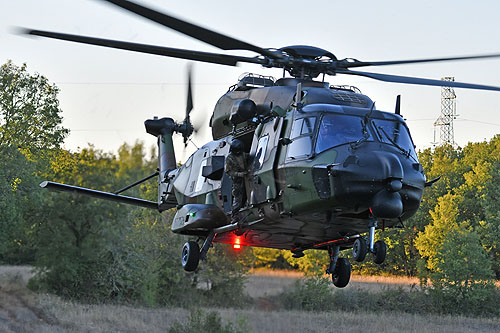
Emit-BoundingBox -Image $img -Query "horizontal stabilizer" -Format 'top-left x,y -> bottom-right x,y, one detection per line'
40,181 -> 159,210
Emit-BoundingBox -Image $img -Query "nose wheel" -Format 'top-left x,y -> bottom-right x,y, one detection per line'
352,238 -> 368,262
372,240 -> 387,264
352,220 -> 387,265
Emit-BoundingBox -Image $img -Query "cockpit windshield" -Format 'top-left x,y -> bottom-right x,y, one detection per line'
315,114 -> 371,154
372,119 -> 418,160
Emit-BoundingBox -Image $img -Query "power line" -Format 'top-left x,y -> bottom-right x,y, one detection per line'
456,118 -> 500,127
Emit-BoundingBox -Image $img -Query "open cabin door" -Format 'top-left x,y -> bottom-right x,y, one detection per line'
249,117 -> 284,205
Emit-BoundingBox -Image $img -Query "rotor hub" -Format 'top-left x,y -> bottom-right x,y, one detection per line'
277,45 -> 337,79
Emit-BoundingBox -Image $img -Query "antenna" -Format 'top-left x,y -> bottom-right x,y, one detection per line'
433,77 -> 457,146
295,83 -> 303,111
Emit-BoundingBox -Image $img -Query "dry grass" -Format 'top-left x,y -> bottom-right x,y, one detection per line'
1,266 -> 499,332
246,269 -> 304,297
347,274 -> 421,292
246,270 -> 423,295
36,295 -> 500,333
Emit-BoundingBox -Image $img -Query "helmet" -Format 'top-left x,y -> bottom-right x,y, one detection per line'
230,139 -> 244,155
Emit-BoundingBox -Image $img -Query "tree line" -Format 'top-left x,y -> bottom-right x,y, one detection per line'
1,61 -> 498,312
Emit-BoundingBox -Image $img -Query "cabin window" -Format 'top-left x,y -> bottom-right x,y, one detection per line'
371,119 -> 418,160
195,158 -> 208,192
315,114 -> 370,154
254,135 -> 269,169
287,117 -> 316,159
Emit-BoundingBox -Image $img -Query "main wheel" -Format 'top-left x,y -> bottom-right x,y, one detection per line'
332,258 -> 351,288
352,238 -> 367,262
181,241 -> 200,272
373,240 -> 387,265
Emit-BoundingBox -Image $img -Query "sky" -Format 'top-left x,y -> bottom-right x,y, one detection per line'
1,0 -> 500,161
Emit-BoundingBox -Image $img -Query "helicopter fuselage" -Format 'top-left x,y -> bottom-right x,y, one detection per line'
168,76 -> 426,252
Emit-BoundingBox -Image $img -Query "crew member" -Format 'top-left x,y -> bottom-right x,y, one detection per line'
225,139 -> 248,227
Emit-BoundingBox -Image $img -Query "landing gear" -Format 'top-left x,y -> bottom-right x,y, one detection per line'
373,240 -> 387,264
352,238 -> 367,262
368,220 -> 387,265
181,240 -> 200,272
181,231 -> 216,272
332,258 -> 351,288
351,219 -> 387,265
327,246 -> 351,288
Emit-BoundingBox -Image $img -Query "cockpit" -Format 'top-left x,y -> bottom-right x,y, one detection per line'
285,105 -> 418,161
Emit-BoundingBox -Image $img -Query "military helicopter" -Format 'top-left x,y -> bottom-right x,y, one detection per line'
25,0 -> 500,288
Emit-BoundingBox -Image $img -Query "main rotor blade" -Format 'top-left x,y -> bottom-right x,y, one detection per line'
339,53 -> 500,69
186,64 -> 193,120
23,29 -> 266,67
339,69 -> 500,91
101,0 -> 280,59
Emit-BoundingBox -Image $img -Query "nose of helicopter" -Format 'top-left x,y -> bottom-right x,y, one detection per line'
329,149 -> 422,219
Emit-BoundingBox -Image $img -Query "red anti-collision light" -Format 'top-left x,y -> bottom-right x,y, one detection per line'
233,237 -> 241,250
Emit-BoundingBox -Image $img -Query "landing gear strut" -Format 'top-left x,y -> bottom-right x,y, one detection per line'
327,246 -> 351,288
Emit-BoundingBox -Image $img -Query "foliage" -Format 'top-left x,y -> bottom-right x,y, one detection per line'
247,247 -> 294,270
279,277 -> 333,311
0,61 -> 68,264
168,309 -> 248,333
429,228 -> 498,315
0,146 -> 41,264
28,147 -> 131,301
282,250 -> 329,277
414,193 -> 462,271
0,61 -> 68,152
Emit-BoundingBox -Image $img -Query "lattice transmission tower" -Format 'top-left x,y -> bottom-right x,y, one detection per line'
433,77 -> 457,146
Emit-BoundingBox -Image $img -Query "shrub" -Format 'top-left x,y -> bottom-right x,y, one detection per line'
168,309 -> 248,333
279,277 -> 334,311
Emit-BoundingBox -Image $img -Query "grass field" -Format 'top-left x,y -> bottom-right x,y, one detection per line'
1,266 -> 499,332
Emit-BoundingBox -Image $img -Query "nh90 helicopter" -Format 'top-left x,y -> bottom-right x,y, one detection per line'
25,0 -> 500,288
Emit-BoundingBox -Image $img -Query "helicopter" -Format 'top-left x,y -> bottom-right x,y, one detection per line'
24,0 -> 500,288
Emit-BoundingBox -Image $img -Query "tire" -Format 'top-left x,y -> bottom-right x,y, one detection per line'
373,240 -> 387,265
332,258 -> 351,288
181,241 -> 200,272
352,238 -> 367,262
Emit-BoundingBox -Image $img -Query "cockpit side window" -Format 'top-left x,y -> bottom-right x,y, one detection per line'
287,117 -> 316,160
301,117 -> 316,136
371,119 -> 418,160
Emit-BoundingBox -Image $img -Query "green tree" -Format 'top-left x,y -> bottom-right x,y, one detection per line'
0,61 -> 69,263
414,193 -> 462,272
0,146 -> 41,263
0,61 -> 68,152
477,159 -> 500,278
29,147 -> 131,300
430,228 -> 498,315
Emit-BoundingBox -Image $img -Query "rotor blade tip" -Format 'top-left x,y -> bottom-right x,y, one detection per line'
10,26 -> 33,36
